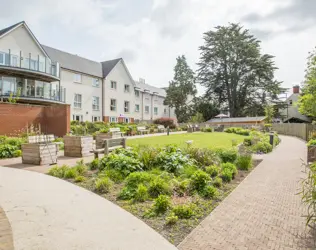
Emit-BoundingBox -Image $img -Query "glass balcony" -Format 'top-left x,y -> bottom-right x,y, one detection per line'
0,76 -> 65,103
0,50 -> 60,81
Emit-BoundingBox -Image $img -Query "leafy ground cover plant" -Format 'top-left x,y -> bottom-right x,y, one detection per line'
236,155 -> 252,171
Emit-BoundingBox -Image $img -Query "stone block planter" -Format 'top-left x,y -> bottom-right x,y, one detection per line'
22,143 -> 58,165
64,136 -> 93,157
308,145 -> 316,163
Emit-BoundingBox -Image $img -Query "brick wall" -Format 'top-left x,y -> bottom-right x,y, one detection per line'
0,103 -> 70,137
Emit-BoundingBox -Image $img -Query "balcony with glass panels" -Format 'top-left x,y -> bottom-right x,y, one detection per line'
0,50 -> 60,82
0,76 -> 66,104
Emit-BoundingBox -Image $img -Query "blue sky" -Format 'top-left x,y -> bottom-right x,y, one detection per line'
1,0 -> 316,94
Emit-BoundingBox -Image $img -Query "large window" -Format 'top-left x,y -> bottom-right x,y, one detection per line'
0,52 -> 5,65
73,114 -> 83,122
135,104 -> 140,112
92,116 -> 100,122
74,73 -> 82,83
92,78 -> 100,87
145,106 -> 149,113
124,101 -> 130,113
110,116 -> 118,123
124,84 -> 130,93
111,81 -> 117,89
74,94 -> 82,108
135,90 -> 140,97
110,99 -> 116,111
92,96 -> 100,110
154,107 -> 158,115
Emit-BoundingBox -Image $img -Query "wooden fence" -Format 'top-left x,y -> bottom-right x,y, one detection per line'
272,123 -> 316,141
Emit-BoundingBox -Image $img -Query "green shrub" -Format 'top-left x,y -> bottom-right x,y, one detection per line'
148,177 -> 171,198
236,155 -> 252,171
172,204 -> 196,219
243,138 -> 252,146
0,144 -> 17,159
213,177 -> 223,188
190,170 -> 211,192
101,169 -> 124,183
48,165 -> 70,178
138,146 -> 159,170
205,127 -> 213,132
5,137 -> 24,148
152,195 -> 171,214
74,176 -> 86,182
179,164 -> 198,178
74,160 -> 87,175
125,172 -> 154,189
307,139 -> 316,146
217,148 -> 238,163
90,158 -> 99,170
221,168 -> 233,182
13,149 -> 22,157
205,165 -> 220,177
185,148 -> 221,167
64,168 -> 78,179
252,141 -> 272,154
165,213 -> 178,225
221,162 -> 238,177
200,185 -> 218,199
95,177 -> 112,193
118,187 -> 134,200
134,184 -> 149,202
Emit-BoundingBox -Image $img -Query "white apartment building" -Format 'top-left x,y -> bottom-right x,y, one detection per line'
0,21 -> 176,124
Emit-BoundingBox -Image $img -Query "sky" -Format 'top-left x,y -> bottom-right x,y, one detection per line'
1,0 -> 316,95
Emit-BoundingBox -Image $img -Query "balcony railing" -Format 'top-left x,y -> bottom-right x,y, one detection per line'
0,50 -> 59,78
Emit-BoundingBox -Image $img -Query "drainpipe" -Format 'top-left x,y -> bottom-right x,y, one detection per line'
141,91 -> 144,121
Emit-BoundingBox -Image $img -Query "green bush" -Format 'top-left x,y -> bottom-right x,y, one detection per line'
308,139 -> 316,146
101,169 -> 124,183
148,177 -> 171,198
190,170 -> 211,192
75,176 -> 86,182
172,179 -> 190,196
125,172 -> 154,189
243,138 -> 252,146
152,195 -> 171,214
64,168 -> 78,179
224,127 -> 250,136
252,141 -> 272,154
204,127 -> 213,132
205,165 -> 220,177
74,160 -> 87,175
13,149 -> 22,157
185,147 -> 221,167
118,187 -> 134,200
221,162 -> 238,178
5,137 -> 25,148
90,158 -> 99,170
137,146 -> 160,170
165,213 -> 178,225
213,177 -> 223,188
217,148 -> 238,163
236,155 -> 252,171
95,177 -> 112,193
179,164 -> 198,178
134,184 -> 149,202
0,144 -> 18,159
221,168 -> 233,182
200,185 -> 218,199
172,204 -> 196,219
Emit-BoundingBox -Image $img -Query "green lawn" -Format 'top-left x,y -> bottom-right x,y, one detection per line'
127,132 -> 247,149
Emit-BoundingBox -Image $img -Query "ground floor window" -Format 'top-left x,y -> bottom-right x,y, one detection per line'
110,116 -> 118,123
73,114 -> 83,122
92,116 -> 100,122
124,117 -> 130,123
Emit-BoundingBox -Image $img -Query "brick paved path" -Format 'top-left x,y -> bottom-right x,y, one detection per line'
0,207 -> 14,250
179,136 -> 315,250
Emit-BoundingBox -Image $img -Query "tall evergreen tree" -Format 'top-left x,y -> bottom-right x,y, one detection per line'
164,55 -> 197,122
198,23 -> 283,117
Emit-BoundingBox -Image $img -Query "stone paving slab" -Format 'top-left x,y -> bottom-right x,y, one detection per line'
0,167 -> 177,250
178,136 -> 315,250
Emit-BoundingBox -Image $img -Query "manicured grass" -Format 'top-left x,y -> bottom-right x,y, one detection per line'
127,132 -> 246,149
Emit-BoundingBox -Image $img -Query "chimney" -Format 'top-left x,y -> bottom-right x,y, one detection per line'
293,85 -> 300,94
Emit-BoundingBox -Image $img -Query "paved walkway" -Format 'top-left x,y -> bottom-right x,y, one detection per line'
0,167 -> 177,250
0,207 -> 14,250
179,136 -> 315,250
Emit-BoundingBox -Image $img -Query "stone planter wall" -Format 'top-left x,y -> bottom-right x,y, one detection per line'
22,143 -> 58,165
64,136 -> 93,157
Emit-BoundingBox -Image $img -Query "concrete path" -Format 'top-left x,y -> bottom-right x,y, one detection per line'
0,207 -> 14,250
0,167 -> 177,250
179,135 -> 315,250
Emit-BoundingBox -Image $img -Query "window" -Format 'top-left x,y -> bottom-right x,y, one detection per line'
124,117 -> 130,123
124,101 -> 130,113
135,90 -> 140,97
135,104 -> 140,112
0,52 -> 5,65
92,78 -> 100,87
111,81 -> 117,89
73,114 -> 83,122
30,59 -> 37,70
11,55 -> 18,67
92,116 -> 100,122
110,116 -> 118,123
154,107 -> 158,115
164,108 -> 167,115
74,94 -> 82,108
145,106 -> 149,113
124,84 -> 130,93
110,99 -> 116,111
74,73 -> 82,83
92,96 -> 100,110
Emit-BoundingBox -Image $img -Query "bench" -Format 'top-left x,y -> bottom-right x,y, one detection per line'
90,137 -> 127,159
157,125 -> 165,132
109,127 -> 123,138
22,134 -> 58,165
137,126 -> 149,135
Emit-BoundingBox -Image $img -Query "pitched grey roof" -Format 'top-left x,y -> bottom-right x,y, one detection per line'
42,45 -> 103,78
207,116 -> 266,123
101,58 -> 121,77
135,81 -> 167,97
0,21 -> 24,37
